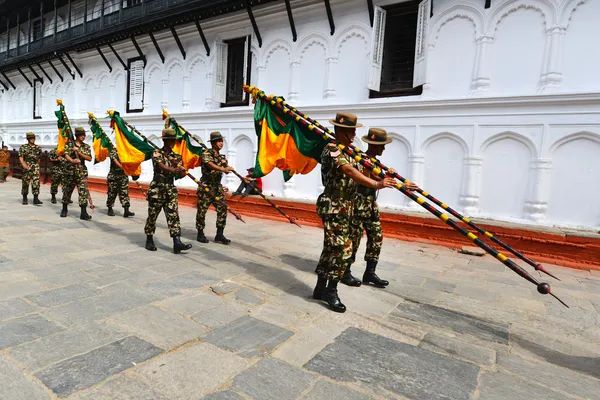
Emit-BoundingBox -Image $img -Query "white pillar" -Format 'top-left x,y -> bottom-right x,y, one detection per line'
205,72 -> 214,109
460,156 -> 483,216
524,159 -> 552,222
161,78 -> 169,110
226,148 -> 236,189
143,80 -> 150,112
182,76 -> 191,110
324,57 -> 338,100
283,175 -> 296,198
256,65 -> 267,91
109,84 -> 116,110
539,26 -> 566,94
406,154 -> 425,208
288,61 -> 300,101
470,36 -> 492,96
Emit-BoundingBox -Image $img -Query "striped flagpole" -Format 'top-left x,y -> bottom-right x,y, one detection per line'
243,86 -> 567,308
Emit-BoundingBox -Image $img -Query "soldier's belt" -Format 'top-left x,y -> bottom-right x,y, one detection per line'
152,175 -> 174,185
357,186 -> 376,196
322,189 -> 354,201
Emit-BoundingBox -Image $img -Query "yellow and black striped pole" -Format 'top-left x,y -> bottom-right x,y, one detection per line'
243,86 -> 567,307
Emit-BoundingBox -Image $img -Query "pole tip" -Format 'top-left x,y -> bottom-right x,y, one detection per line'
537,282 -> 551,294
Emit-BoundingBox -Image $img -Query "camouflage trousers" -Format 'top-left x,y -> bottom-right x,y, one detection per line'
315,214 -> 353,281
0,166 -> 9,181
62,169 -> 90,207
106,172 -> 130,208
144,181 -> 181,238
50,166 -> 63,195
350,217 -> 383,264
196,185 -> 227,231
21,164 -> 40,196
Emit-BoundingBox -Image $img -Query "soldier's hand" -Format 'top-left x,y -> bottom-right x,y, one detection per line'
387,168 -> 397,177
224,166 -> 234,174
223,187 -> 229,193
404,181 -> 419,191
376,177 -> 397,189
73,159 -> 81,164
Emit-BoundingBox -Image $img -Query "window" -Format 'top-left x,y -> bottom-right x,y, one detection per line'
368,0 -> 430,98
32,19 -> 42,41
127,57 -> 145,113
33,78 -> 43,119
213,36 -> 252,107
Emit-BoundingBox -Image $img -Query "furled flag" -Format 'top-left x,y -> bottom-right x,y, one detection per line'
250,91 -> 328,181
88,112 -> 112,164
107,110 -> 154,178
55,99 -> 73,156
162,110 -> 203,170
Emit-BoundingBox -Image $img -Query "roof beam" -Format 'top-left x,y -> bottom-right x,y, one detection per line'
148,31 -> 165,64
131,35 -> 144,59
246,0 -> 262,47
65,52 -> 83,78
0,78 -> 8,91
48,59 -> 64,82
108,42 -> 128,70
195,19 -> 210,57
17,67 -> 32,87
36,62 -> 53,84
57,53 -> 76,79
170,25 -> 186,60
284,0 -> 297,42
1,72 -> 16,90
28,65 -> 42,81
324,0 -> 335,35
96,46 -> 113,73
485,0 -> 491,8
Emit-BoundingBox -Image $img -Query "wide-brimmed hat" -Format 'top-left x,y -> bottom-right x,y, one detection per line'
74,127 -> 86,137
209,131 -> 224,142
162,128 -> 177,141
26,132 -> 36,139
247,167 -> 255,173
362,128 -> 392,145
329,112 -> 363,128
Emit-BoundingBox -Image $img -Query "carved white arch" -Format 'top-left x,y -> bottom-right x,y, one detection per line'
560,0 -> 590,28
145,62 -> 162,83
261,38 -> 293,68
332,23 -> 371,58
186,54 -> 208,77
385,132 -> 413,155
97,72 -> 110,89
232,133 -> 254,148
294,32 -> 330,63
488,0 -> 556,34
53,134 -> 58,142
165,58 -> 184,77
480,131 -> 537,159
83,76 -> 96,91
431,4 -> 485,46
112,71 -> 124,87
422,132 -> 469,154
43,135 -> 51,143
549,131 -> 600,154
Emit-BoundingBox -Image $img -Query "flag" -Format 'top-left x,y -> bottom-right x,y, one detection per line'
163,114 -> 203,170
251,92 -> 328,181
55,99 -> 73,156
107,110 -> 154,178
88,113 -> 112,164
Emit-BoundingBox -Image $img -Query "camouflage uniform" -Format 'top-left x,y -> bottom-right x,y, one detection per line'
315,146 -> 362,281
350,186 -> 383,263
48,149 -> 66,196
106,148 -> 131,208
62,141 -> 92,206
18,143 -> 42,196
196,149 -> 227,231
144,150 -> 183,238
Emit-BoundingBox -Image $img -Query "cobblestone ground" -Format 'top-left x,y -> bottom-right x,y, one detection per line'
0,179 -> 599,400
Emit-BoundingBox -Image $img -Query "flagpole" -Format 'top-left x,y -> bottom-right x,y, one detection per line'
115,117 -> 245,224
163,112 -> 301,227
56,99 -> 95,210
87,113 -> 147,199
243,86 -> 567,308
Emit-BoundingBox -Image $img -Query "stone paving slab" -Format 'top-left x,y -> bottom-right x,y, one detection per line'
0,297 -> 39,320
25,284 -> 102,308
301,379 -> 375,400
0,314 -> 65,350
0,354 -> 50,400
66,375 -> 171,400
478,372 -> 572,400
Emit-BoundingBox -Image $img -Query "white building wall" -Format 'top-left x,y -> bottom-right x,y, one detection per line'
1,0 -> 600,231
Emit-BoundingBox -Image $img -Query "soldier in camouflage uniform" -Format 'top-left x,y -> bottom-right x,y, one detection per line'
106,147 -> 135,218
61,127 -> 93,220
314,113 -> 397,313
48,148 -> 66,204
144,128 -> 192,254
344,128 -> 418,288
196,131 -> 233,245
18,132 -> 43,205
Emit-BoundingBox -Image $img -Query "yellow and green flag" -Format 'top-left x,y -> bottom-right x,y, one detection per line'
55,99 -> 73,156
107,110 -> 154,178
163,112 -> 203,170
252,91 -> 328,181
88,112 -> 112,164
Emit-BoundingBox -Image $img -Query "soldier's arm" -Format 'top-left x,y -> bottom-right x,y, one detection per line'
76,146 -> 93,162
339,164 -> 396,190
64,152 -> 80,164
19,155 -> 29,170
206,161 -> 233,173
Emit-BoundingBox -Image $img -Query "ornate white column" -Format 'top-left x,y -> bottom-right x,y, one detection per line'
283,175 -> 296,198
161,79 -> 169,110
205,72 -> 214,109
539,26 -> 566,93
256,65 -> 267,91
226,149 -> 237,189
109,85 -> 116,110
182,76 -> 191,110
324,57 -> 338,100
470,35 -> 493,96
143,80 -> 151,112
460,156 -> 483,216
406,154 -> 425,208
524,159 -> 552,222
288,61 -> 300,101
93,87 -> 100,114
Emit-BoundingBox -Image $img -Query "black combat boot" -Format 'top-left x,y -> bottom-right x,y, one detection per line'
214,228 -> 231,245
362,260 -> 389,288
145,235 -> 157,251
173,236 -> 192,254
22,195 -> 28,205
80,206 -> 92,221
107,207 -> 115,216
312,274 -> 327,300
341,266 -> 362,287
196,230 -> 209,243
60,204 -> 68,217
33,195 -> 43,205
123,207 -> 135,218
51,194 -> 57,204
322,280 -> 346,313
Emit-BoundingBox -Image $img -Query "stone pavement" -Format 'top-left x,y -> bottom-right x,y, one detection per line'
0,179 -> 599,400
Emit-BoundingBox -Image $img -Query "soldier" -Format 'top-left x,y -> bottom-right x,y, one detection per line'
313,112 -> 397,313
0,145 -> 10,183
18,132 -> 43,205
61,127 -> 93,220
106,147 -> 135,218
144,128 -> 192,254
196,131 -> 233,245
48,148 -> 66,204
343,128 -> 418,288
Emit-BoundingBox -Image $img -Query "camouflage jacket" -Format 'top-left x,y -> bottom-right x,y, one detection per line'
108,148 -> 125,176
152,150 -> 183,185
354,186 -> 379,220
64,141 -> 91,173
48,149 -> 67,168
200,149 -> 226,187
18,144 -> 42,164
316,146 -> 362,216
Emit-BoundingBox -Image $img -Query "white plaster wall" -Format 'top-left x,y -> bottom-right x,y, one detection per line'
1,0 -> 600,232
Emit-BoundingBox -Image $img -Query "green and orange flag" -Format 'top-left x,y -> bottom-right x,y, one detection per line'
88,112 -> 112,164
250,90 -> 328,181
107,110 -> 154,179
55,99 -> 73,156
162,110 -> 203,170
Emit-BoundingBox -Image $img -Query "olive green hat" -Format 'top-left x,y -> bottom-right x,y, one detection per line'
74,127 -> 86,137
209,131 -> 224,142
26,132 -> 35,139
162,128 -> 177,141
